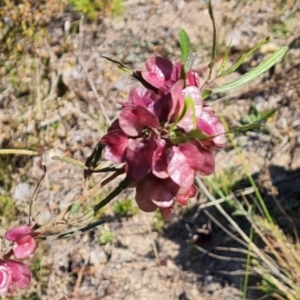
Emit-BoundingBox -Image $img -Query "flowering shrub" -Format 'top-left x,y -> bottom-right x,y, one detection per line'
5,226 -> 37,260
0,226 -> 36,295
101,56 -> 225,219
0,25 -> 288,296
0,259 -> 32,294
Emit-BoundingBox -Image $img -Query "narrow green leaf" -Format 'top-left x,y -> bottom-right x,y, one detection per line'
172,96 -> 196,131
201,89 -> 212,100
70,202 -> 79,215
185,96 -> 197,128
218,42 -> 232,74
186,53 -> 195,71
101,56 -> 133,75
178,28 -> 191,66
242,109 -> 276,125
207,0 -> 218,81
40,219 -> 106,240
94,177 -> 130,213
85,143 -> 103,169
230,123 -> 262,133
211,46 -> 288,94
52,156 -> 87,169
232,210 -> 249,217
219,36 -> 270,76
256,109 -> 276,123
172,123 -> 261,144
171,129 -> 209,144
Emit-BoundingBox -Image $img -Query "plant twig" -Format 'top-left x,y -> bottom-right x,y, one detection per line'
29,162 -> 46,223
0,149 -> 38,155
76,55 -> 111,125
207,0 -> 218,82
36,167 -> 124,233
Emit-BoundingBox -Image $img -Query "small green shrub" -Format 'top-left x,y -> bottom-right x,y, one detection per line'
113,198 -> 138,217
0,195 -> 16,223
152,211 -> 164,232
69,0 -> 123,20
99,230 -> 114,244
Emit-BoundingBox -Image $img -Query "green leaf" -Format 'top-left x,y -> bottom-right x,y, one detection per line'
85,143 -> 103,170
171,129 -> 210,144
211,46 -> 288,94
232,206 -> 252,217
242,108 -> 276,125
219,36 -> 270,76
41,219 -> 106,240
185,96 -> 197,128
70,202 -> 79,215
201,89 -> 212,100
218,41 -> 232,74
230,123 -> 262,133
178,28 -> 191,66
94,177 -> 130,213
232,210 -> 249,217
256,109 -> 276,123
52,156 -> 87,169
186,53 -> 195,71
101,56 -> 133,75
172,123 -> 262,144
171,96 -> 196,132
207,0 -> 218,81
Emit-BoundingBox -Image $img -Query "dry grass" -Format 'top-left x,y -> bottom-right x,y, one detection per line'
1,0 -> 300,299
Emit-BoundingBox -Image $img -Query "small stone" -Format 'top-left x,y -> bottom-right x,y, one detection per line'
11,182 -> 34,202
205,275 -> 216,293
89,249 -> 107,265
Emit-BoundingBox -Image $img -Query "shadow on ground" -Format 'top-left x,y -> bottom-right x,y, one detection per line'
163,165 -> 300,299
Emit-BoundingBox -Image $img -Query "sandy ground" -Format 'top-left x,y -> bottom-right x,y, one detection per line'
1,0 -> 300,299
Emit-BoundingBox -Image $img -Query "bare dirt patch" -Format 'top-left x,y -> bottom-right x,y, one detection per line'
1,0 -> 300,299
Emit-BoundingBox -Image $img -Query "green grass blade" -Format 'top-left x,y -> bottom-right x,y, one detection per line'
173,96 -> 197,128
243,225 -> 254,300
212,46 -> 288,94
178,28 -> 191,66
219,36 -> 270,76
218,41 -> 232,74
94,177 -> 130,212
70,201 -> 79,215
0,149 -> 38,155
230,123 -> 263,133
222,117 -> 274,225
101,56 -> 133,75
52,155 -> 87,169
171,128 -> 209,144
186,53 -> 195,71
202,89 -> 212,100
207,0 -> 218,81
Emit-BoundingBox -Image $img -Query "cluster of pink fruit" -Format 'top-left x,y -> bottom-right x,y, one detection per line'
101,56 -> 224,219
0,226 -> 37,295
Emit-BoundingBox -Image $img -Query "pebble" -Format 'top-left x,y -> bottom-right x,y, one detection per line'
89,249 -> 107,265
205,275 -> 216,293
11,182 -> 34,202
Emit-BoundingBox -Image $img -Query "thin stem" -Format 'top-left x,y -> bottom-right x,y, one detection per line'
207,0 -> 218,82
94,177 -> 130,212
243,225 -> 253,299
29,163 -> 46,223
39,219 -> 107,240
222,118 -> 273,225
0,149 -> 38,155
35,167 -> 124,234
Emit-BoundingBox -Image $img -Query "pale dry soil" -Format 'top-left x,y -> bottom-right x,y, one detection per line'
1,0 -> 300,299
